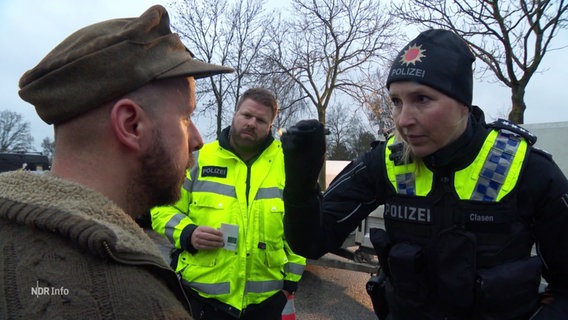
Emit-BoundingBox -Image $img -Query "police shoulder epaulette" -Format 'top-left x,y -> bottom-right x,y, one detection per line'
531,146 -> 553,160
487,118 -> 537,145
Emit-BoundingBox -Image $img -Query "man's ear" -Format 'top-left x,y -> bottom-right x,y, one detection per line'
110,99 -> 145,152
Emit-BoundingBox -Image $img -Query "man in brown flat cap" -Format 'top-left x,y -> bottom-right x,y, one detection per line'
0,5 -> 233,319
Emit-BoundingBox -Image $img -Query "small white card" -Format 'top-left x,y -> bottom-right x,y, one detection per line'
220,223 -> 239,251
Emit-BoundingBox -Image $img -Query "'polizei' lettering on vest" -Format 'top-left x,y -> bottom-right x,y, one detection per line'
385,203 -> 431,223
202,166 -> 228,178
390,67 -> 426,78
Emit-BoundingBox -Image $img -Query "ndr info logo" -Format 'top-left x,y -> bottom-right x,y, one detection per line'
31,281 -> 69,298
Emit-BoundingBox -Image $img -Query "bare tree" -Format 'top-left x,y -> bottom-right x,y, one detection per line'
170,0 -> 271,138
391,0 -> 568,124
253,55 -> 313,132
359,68 -> 395,139
326,103 -> 379,160
271,81 -> 312,132
349,129 -> 377,156
326,103 -> 357,160
41,136 -> 55,163
169,0 -> 231,139
264,0 -> 398,185
0,110 -> 33,152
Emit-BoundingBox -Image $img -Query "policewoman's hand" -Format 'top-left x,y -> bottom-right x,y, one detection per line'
281,119 -> 326,200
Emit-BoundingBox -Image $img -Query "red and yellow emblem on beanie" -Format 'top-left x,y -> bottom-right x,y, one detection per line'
400,44 -> 426,66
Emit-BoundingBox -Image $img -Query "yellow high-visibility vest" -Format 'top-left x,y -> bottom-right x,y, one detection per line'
151,139 -> 305,313
384,130 -> 528,201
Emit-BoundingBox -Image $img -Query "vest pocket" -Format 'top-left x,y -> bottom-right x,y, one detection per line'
388,242 -> 428,305
476,256 -> 542,319
369,228 -> 391,275
433,227 -> 477,309
180,249 -> 219,267
263,248 -> 288,269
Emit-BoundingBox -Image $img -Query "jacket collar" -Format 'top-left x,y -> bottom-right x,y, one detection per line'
0,171 -> 166,263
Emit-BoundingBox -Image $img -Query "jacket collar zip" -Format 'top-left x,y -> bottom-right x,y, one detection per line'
102,240 -> 164,268
102,240 -> 192,310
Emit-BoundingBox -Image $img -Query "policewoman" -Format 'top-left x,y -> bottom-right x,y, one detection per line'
280,29 -> 568,319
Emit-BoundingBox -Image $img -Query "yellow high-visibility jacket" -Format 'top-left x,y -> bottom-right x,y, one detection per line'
151,135 -> 306,314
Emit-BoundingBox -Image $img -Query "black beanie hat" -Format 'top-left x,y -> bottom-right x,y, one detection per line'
386,29 -> 475,106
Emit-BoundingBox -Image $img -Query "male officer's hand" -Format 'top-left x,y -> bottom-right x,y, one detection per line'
191,226 -> 224,251
281,119 -> 326,199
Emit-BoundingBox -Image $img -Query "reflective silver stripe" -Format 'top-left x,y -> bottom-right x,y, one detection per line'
193,180 -> 237,198
254,187 -> 283,200
284,262 -> 306,276
471,132 -> 520,201
183,177 -> 192,192
183,280 -> 231,295
182,166 -> 200,192
245,279 -> 283,293
326,162 -> 365,194
165,213 -> 187,244
190,165 -> 199,181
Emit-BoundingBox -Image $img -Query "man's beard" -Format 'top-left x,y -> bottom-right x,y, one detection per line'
127,130 -> 188,218
230,125 -> 266,155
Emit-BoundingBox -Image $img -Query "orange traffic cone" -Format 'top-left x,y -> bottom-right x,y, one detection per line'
281,294 -> 297,320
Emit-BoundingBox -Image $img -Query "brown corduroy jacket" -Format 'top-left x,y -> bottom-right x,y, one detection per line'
0,171 -> 193,319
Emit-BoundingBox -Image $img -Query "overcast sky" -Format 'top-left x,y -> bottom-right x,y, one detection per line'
1,0 -> 567,151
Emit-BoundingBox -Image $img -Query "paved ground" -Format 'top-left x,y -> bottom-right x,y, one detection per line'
146,228 -> 546,320
294,261 -> 377,320
146,229 -> 378,319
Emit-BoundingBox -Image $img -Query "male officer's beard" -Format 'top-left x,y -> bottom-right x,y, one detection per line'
229,125 -> 267,158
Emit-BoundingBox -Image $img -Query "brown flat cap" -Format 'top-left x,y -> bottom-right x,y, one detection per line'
18,5 -> 234,124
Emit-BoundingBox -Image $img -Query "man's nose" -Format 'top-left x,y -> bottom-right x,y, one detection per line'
189,123 -> 204,152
